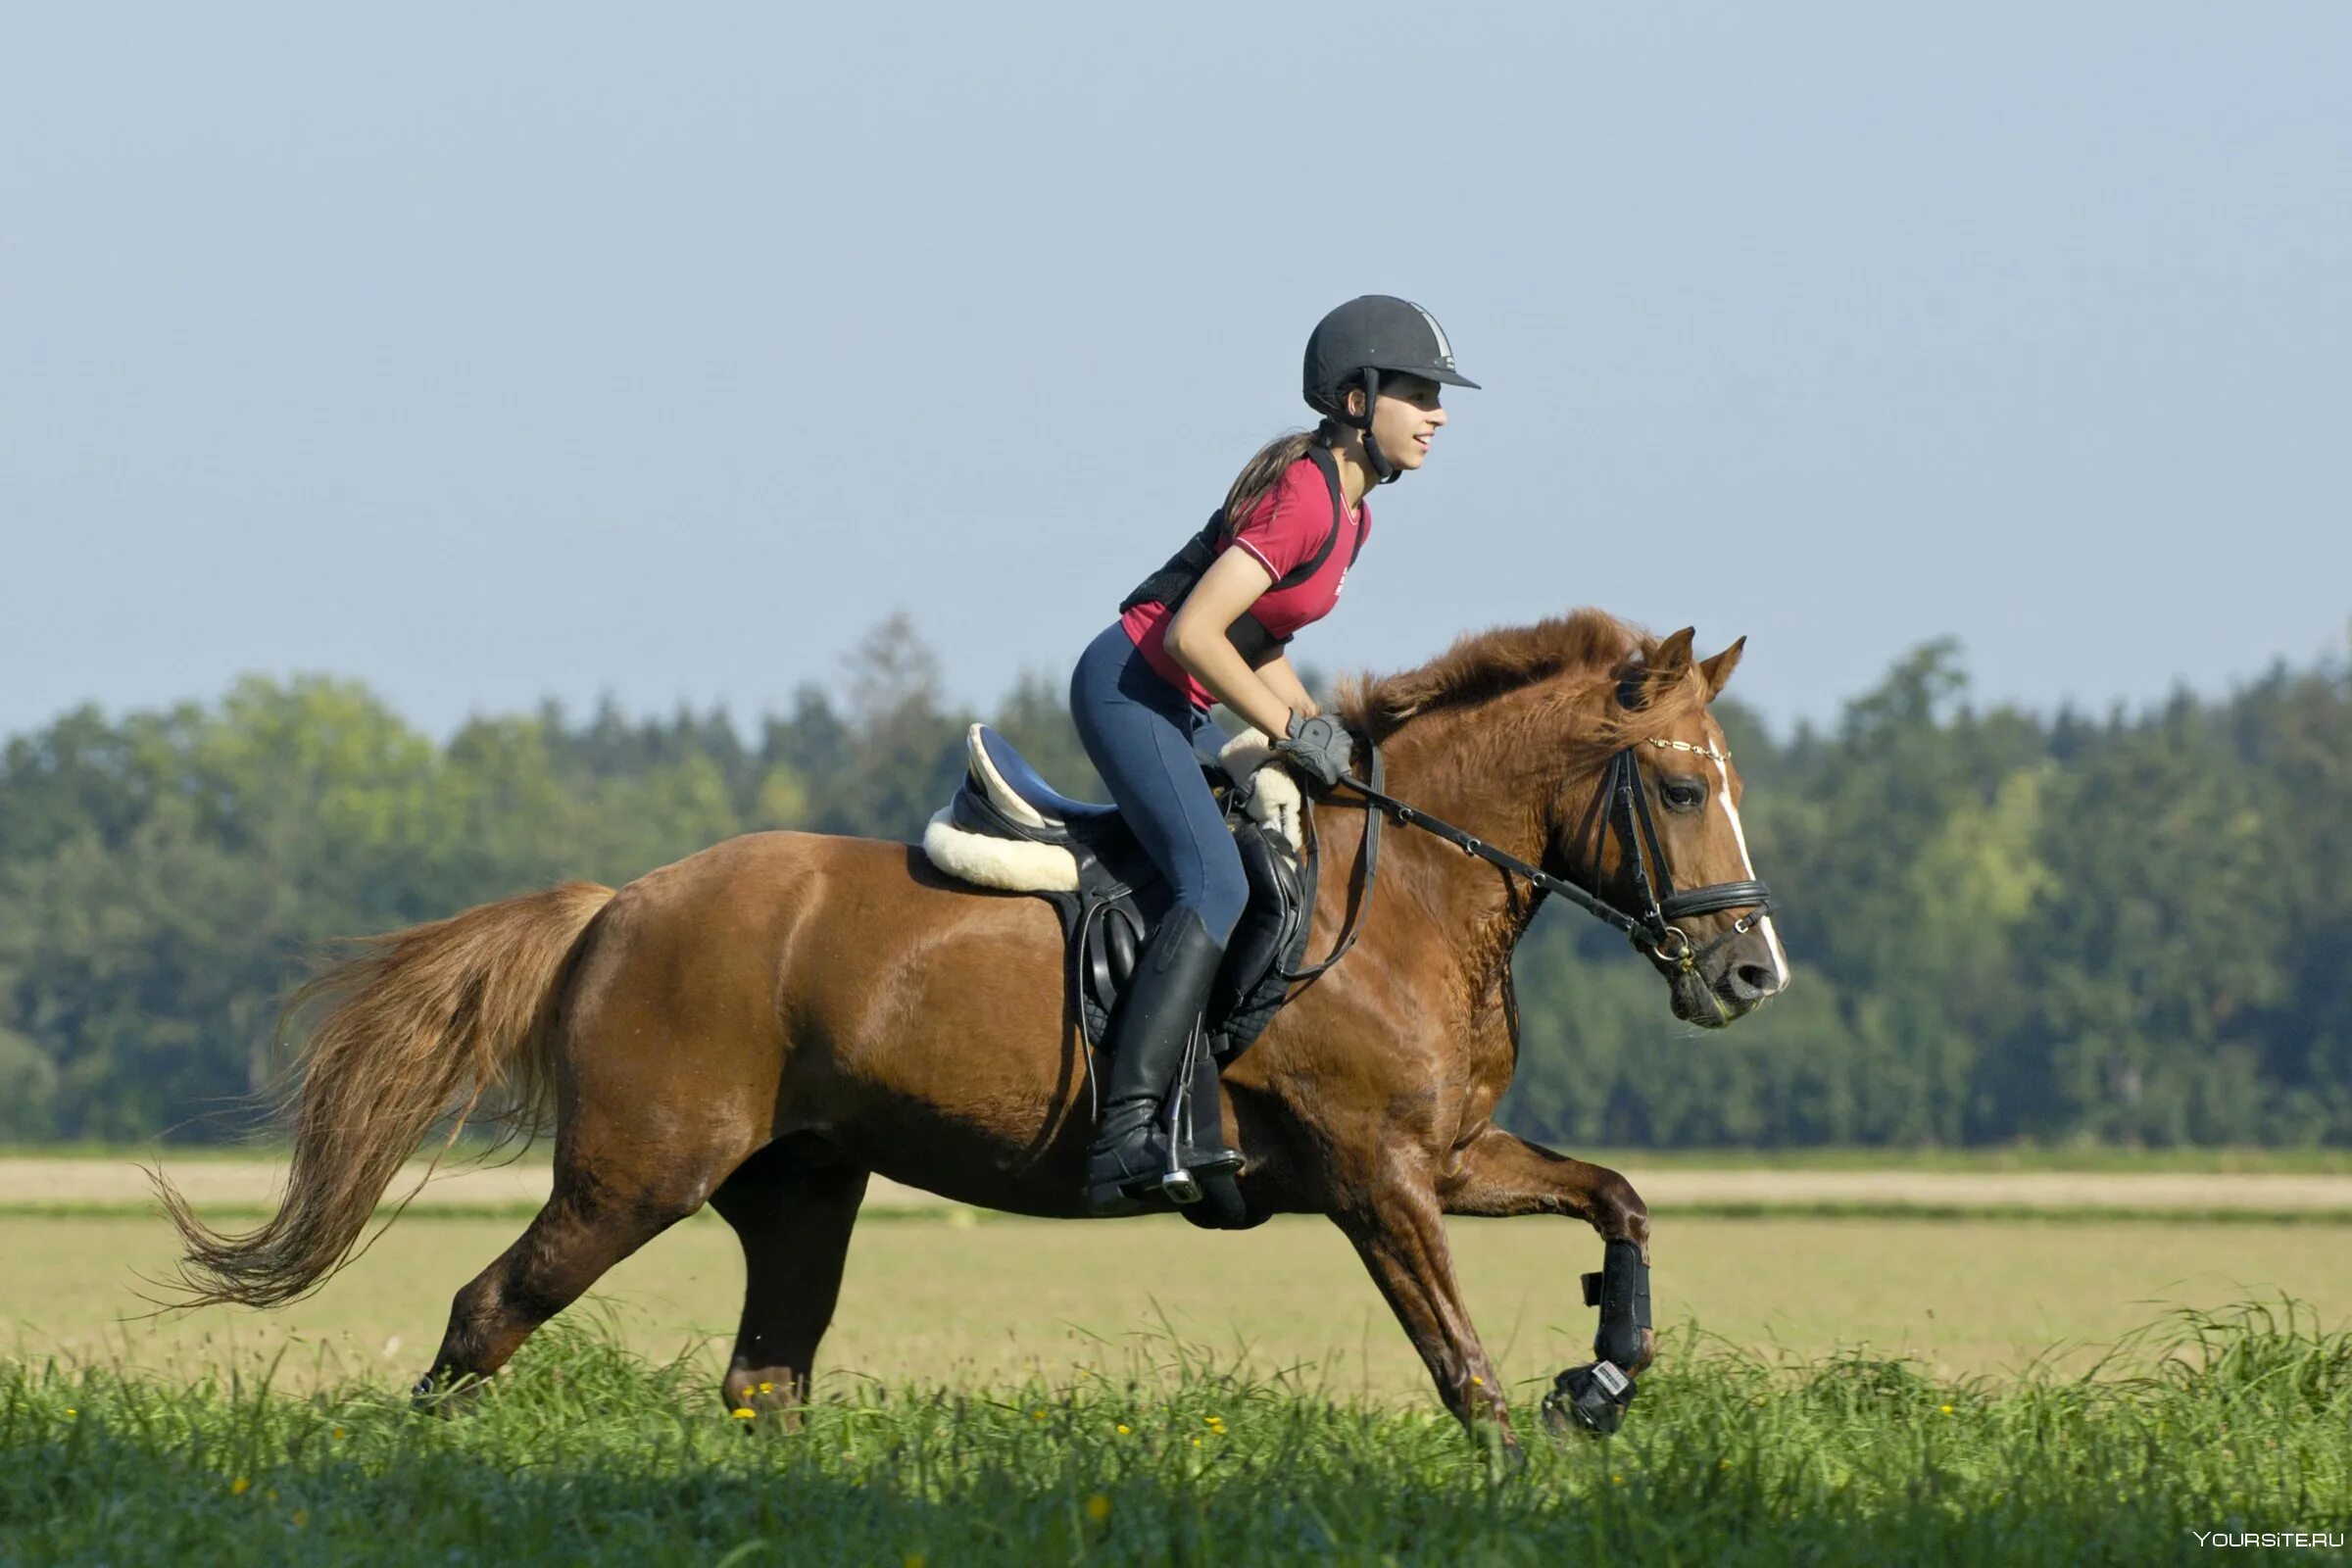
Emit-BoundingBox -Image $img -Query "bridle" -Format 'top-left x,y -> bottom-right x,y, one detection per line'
1575,737 -> 1774,970
1278,733 -> 1774,984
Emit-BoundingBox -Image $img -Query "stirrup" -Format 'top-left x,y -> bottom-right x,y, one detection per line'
1155,1065 -> 1213,1206
1085,1121 -> 1183,1215
1084,1153 -> 1208,1212
1086,1166 -> 1187,1216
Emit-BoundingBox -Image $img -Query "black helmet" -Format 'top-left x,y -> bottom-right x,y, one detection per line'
1301,296 -> 1478,484
1302,295 -> 1479,417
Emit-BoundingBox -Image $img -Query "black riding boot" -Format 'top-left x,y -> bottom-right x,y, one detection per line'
1085,906 -> 1231,1215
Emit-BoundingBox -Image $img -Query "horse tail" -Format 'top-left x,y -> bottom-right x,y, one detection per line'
155,880 -> 618,1308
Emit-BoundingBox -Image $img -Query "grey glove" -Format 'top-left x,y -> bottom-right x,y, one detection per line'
1276,712 -> 1354,789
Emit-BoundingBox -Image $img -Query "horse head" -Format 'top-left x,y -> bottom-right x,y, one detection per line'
1566,625 -> 1788,1027
1340,610 -> 1789,1030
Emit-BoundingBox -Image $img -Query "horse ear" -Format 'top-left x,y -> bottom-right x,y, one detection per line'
1700,636 -> 1747,701
1650,627 -> 1696,686
1620,627 -> 1697,710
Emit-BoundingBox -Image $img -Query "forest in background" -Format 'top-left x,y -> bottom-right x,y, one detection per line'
3,612 -> 2346,1148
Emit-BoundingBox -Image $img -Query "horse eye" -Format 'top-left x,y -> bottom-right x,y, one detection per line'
1662,776 -> 1706,811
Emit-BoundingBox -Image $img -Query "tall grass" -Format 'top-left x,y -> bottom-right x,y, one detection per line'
2,1301 -> 2345,1566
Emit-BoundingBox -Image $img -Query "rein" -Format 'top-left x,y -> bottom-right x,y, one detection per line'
1280,736 -> 1773,982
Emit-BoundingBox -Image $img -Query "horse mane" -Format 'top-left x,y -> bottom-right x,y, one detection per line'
1336,609 -> 1709,745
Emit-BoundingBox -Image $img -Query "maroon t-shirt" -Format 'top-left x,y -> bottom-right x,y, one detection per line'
1121,458 -> 1369,710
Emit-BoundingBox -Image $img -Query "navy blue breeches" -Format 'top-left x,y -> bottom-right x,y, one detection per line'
1068,622 -> 1249,946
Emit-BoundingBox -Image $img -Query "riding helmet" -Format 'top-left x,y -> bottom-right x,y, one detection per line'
1302,296 -> 1480,417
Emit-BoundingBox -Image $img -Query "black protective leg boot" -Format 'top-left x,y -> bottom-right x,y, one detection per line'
1084,906 -> 1226,1215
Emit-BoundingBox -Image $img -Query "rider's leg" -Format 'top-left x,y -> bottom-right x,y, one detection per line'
1084,906 -> 1229,1211
1070,625 -> 1250,1212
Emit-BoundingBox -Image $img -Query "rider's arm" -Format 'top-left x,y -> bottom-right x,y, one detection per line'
1255,654 -> 1319,724
1165,549 -> 1300,741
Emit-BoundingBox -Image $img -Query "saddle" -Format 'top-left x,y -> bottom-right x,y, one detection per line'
922,723 -> 1318,1061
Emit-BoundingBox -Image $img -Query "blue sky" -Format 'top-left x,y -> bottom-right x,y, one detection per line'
4,3 -> 2346,740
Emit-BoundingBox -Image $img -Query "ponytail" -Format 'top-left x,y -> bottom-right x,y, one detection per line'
1221,419 -> 1343,533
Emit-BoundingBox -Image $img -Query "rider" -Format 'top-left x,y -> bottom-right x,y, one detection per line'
1071,295 -> 1477,1214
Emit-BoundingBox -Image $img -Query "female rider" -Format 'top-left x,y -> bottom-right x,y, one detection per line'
1072,295 -> 1477,1214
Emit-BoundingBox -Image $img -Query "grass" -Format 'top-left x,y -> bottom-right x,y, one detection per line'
3,1301 -> 2346,1567
14,1210 -> 2352,1393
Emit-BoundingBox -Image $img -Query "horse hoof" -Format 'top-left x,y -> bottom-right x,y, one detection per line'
1541,1361 -> 1636,1439
412,1372 -> 490,1417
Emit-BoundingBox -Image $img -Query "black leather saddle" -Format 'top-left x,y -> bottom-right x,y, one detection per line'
941,725 -> 1316,1060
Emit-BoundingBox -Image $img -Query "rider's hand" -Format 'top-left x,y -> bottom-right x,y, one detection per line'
1276,712 -> 1354,789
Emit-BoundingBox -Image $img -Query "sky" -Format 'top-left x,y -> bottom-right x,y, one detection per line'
4,2 -> 2347,744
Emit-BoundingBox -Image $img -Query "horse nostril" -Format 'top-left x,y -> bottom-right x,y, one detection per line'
1733,961 -> 1778,999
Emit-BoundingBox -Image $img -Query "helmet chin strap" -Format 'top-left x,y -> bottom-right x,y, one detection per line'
1344,368 -> 1399,485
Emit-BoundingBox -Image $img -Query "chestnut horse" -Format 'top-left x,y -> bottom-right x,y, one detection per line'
160,610 -> 1787,1446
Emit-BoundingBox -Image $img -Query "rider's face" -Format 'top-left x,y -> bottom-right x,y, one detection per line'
1365,375 -> 1446,472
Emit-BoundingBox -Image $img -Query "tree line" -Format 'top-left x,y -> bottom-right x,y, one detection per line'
2,613 -> 2345,1148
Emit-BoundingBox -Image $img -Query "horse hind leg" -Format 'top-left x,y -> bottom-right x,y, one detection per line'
416,1132 -> 745,1410
707,1141 -> 869,1423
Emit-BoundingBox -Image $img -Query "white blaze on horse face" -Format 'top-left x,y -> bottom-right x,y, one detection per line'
1709,747 -> 1789,993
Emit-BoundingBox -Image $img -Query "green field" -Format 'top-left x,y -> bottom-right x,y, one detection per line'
10,1208 -> 2352,1392
5,1301 -> 2346,1567
6,1162 -> 2350,1563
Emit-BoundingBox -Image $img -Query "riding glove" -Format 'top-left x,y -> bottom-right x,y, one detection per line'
1276,712 -> 1354,788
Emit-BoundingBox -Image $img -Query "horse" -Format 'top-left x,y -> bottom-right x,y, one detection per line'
158,610 -> 1788,1449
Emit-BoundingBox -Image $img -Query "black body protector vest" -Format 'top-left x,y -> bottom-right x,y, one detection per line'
1118,446 -> 1366,666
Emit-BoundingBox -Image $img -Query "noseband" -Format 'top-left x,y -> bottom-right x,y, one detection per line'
1278,735 -> 1773,983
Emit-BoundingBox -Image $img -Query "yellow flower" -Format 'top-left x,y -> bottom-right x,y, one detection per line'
64,1409 -> 75,1417
1938,1404 -> 1954,1415
731,1407 -> 758,1420
1611,1474 -> 1625,1486
292,1510 -> 310,1528
904,1555 -> 926,1568
1115,1423 -> 1131,1436
1033,1408 -> 1048,1420
1085,1494 -> 1111,1523
1190,1437 -> 1201,1448
229,1478 -> 251,1495
1719,1458 -> 1732,1470
331,1428 -> 345,1441
1471,1376 -> 1484,1387
758,1382 -> 774,1395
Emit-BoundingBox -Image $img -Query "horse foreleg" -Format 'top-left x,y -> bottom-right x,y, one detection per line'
1441,1125 -> 1650,1244
1331,1181 -> 1516,1447
708,1146 -> 869,1424
1440,1126 -> 1653,1435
